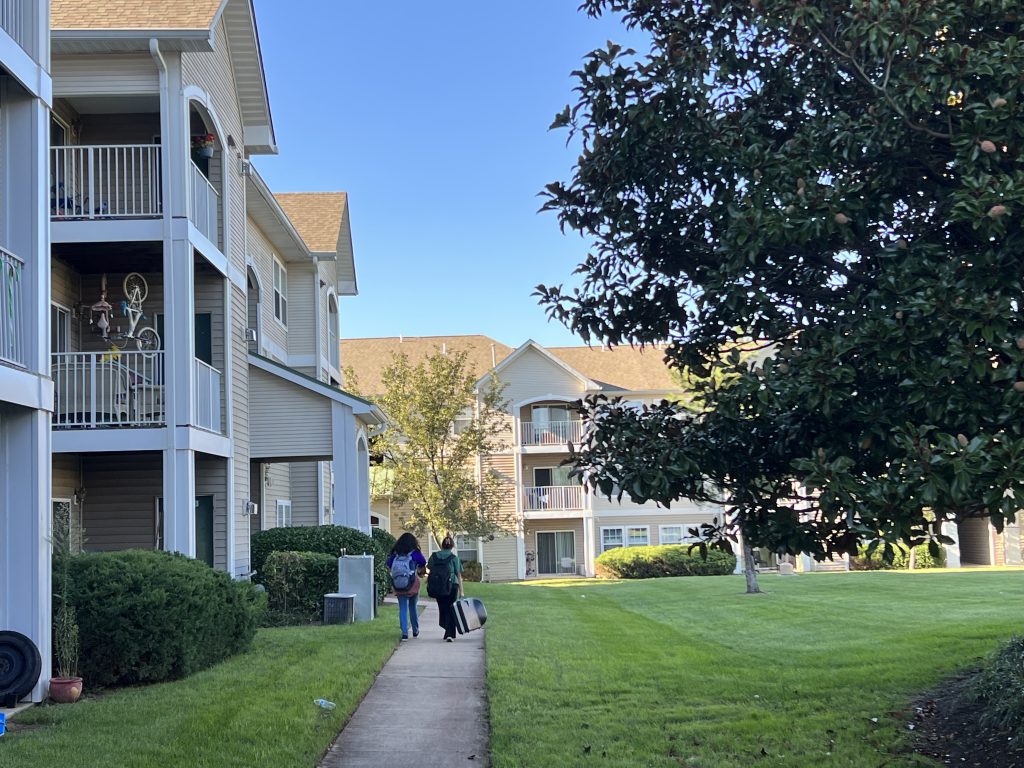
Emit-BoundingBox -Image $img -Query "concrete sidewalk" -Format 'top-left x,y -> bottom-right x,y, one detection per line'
318,599 -> 488,767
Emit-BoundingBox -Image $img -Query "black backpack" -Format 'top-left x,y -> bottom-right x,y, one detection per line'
426,553 -> 456,598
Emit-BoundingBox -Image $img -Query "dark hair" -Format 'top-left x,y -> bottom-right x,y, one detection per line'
441,535 -> 455,550
392,532 -> 420,556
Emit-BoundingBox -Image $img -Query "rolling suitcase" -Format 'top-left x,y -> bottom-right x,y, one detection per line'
453,597 -> 487,635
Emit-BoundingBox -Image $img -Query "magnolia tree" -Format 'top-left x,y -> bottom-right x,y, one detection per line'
359,350 -> 510,547
541,0 -> 1024,563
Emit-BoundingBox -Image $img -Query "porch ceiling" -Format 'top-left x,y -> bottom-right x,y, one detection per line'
52,241 -> 164,274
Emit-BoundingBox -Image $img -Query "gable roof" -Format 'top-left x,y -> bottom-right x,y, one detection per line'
482,339 -> 597,390
340,336 -> 514,396
547,344 -> 676,391
274,193 -> 348,253
52,0 -> 225,30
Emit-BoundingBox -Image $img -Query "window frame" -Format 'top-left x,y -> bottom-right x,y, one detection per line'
51,302 -> 71,354
659,524 -> 693,545
276,499 -> 293,528
273,257 -> 288,327
626,525 -> 650,547
600,526 -> 624,552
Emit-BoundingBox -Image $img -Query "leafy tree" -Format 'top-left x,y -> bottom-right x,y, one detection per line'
541,0 -> 1024,561
357,350 -> 511,547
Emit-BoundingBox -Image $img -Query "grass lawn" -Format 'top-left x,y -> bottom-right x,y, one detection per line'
475,570 -> 1024,768
0,607 -> 399,768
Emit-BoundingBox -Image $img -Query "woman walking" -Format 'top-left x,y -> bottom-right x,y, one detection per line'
427,535 -> 464,642
387,532 -> 427,641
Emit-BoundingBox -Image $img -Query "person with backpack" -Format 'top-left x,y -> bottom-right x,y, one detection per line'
426,535 -> 464,642
387,532 -> 428,641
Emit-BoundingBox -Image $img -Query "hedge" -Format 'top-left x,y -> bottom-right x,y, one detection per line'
595,545 -> 737,579
251,525 -> 392,601
974,635 -> 1024,747
67,550 -> 265,687
462,560 -> 482,582
263,551 -> 338,623
850,542 -> 946,570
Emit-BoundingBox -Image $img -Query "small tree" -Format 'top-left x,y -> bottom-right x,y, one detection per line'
366,349 -> 511,546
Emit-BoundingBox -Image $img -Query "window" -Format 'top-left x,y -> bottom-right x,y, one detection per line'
455,534 -> 478,562
328,295 -> 339,370
276,499 -> 292,528
601,527 -> 624,552
659,525 -> 695,545
273,258 -> 287,326
601,525 -> 649,552
452,406 -> 473,435
51,304 -> 70,354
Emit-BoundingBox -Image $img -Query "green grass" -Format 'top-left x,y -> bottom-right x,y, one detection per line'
475,570 -> 1024,768
0,607 -> 399,768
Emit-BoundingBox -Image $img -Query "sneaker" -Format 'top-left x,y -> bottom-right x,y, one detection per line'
412,630 -> 419,638
401,635 -> 408,641
445,637 -> 454,643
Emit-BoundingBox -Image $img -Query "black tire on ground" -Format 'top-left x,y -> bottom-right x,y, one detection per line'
0,630 -> 43,700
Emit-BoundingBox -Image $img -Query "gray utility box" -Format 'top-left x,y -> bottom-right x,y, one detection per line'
337,554 -> 375,622
323,593 -> 356,625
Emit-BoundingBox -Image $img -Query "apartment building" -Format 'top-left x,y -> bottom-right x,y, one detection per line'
0,0 -> 53,702
342,335 -> 724,580
46,0 -> 379,596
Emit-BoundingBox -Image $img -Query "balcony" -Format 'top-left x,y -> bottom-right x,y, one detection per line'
52,351 -> 165,428
0,247 -> 25,368
193,358 -> 223,433
188,160 -> 219,245
522,485 -> 584,513
0,0 -> 28,51
51,145 -> 162,221
520,420 -> 583,447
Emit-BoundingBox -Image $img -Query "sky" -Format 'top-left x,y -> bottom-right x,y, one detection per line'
252,1 -> 648,348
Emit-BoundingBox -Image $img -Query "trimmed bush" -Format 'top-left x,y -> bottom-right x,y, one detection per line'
251,525 -> 391,601
263,551 -> 338,623
974,635 -> 1024,747
67,550 -> 265,687
850,542 -> 945,570
462,560 -> 483,582
595,545 -> 736,579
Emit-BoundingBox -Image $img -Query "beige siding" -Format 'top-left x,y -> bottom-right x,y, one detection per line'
195,266 -> 227,428
482,534 -> 518,582
245,218 -> 287,358
50,258 -> 82,352
52,454 -> 81,500
289,461 -> 320,527
80,451 -> 162,551
262,462 -> 292,529
286,261 -> 315,359
196,453 -> 229,571
497,347 -> 588,409
248,370 -> 333,459
52,54 -> 158,95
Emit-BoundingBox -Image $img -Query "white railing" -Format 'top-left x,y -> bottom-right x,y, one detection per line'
188,160 -> 219,245
0,247 -> 25,367
51,145 -> 162,220
52,351 -> 165,428
194,358 -> 223,433
0,0 -> 27,51
520,420 -> 584,447
522,485 -> 584,512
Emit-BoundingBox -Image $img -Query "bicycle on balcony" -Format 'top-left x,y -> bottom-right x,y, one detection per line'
90,273 -> 160,356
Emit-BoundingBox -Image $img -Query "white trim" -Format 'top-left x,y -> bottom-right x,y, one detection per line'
272,256 -> 288,328
599,524 -> 651,552
658,524 -> 697,545
276,499 -> 293,528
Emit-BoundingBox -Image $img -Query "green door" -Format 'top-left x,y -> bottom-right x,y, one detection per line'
195,495 -> 214,567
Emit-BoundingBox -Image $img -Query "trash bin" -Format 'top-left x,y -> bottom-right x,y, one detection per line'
323,592 -> 356,625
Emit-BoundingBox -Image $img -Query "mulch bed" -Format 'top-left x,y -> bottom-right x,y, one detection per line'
911,669 -> 1024,767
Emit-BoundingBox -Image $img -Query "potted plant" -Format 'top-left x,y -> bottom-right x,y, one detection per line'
191,133 -> 216,158
50,503 -> 83,703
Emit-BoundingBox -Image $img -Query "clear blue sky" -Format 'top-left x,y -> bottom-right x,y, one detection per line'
252,1 -> 647,348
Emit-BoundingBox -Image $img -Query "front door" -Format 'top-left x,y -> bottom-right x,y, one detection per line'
537,531 -> 576,575
195,495 -> 214,567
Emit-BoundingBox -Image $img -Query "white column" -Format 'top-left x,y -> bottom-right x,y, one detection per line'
734,533 -> 745,574
582,514 -> 596,577
942,521 -> 961,568
0,410 -> 52,701
331,402 -> 366,532
163,448 -> 196,557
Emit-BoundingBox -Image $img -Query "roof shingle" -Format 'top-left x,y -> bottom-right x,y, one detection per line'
274,192 -> 348,253
52,0 -> 224,30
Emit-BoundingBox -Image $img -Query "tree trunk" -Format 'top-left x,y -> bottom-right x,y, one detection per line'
742,540 -> 762,594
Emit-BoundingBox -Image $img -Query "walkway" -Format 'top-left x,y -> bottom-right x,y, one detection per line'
319,599 -> 489,767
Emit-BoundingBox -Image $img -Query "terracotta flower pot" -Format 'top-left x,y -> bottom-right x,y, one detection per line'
49,676 -> 83,703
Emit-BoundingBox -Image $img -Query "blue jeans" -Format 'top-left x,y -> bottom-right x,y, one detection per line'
397,593 -> 419,637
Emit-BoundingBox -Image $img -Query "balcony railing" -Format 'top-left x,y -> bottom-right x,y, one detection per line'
520,420 -> 584,447
522,485 -> 584,512
188,160 -> 219,246
51,145 -> 162,220
0,247 -> 25,367
194,358 -> 223,433
52,351 -> 165,428
0,0 -> 27,51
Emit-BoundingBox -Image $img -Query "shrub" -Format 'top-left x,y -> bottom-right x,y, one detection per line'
462,560 -> 483,582
251,525 -> 391,601
850,542 -> 945,571
594,545 -> 736,579
974,635 -> 1024,747
67,550 -> 265,687
262,551 -> 338,623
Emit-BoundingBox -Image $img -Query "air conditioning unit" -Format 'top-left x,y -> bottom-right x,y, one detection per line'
244,500 -> 259,516
244,328 -> 258,343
